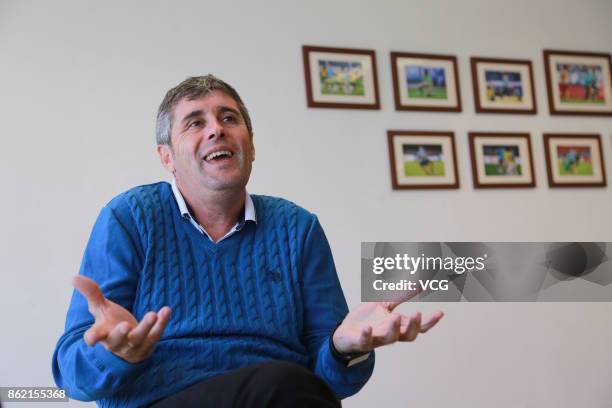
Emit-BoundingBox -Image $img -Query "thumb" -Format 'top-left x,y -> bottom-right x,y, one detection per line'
73,275 -> 105,313
84,324 -> 106,346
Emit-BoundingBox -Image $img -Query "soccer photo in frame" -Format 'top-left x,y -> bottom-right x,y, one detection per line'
470,57 -> 537,114
302,45 -> 380,109
543,133 -> 607,187
468,132 -> 536,188
390,52 -> 461,112
387,130 -> 459,190
543,50 -> 612,116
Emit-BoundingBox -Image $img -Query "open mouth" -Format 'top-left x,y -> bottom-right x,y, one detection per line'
203,150 -> 234,163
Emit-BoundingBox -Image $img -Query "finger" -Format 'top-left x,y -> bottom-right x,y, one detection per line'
127,312 -> 158,348
399,315 -> 411,337
420,311 -> 444,333
84,324 -> 107,346
73,275 -> 105,312
381,301 -> 403,312
372,314 -> 401,346
400,312 -> 421,341
381,282 -> 423,311
141,306 -> 172,350
104,321 -> 132,351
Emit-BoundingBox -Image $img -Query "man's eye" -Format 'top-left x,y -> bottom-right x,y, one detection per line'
222,115 -> 237,123
188,120 -> 203,128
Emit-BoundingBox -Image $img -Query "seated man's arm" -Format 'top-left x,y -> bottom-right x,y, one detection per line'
52,203 -> 152,401
300,215 -> 375,400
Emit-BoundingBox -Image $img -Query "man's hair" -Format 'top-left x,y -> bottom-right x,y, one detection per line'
155,75 -> 253,146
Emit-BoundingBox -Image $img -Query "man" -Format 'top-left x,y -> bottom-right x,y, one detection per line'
52,75 -> 443,407
558,64 -> 570,101
420,69 -> 433,98
417,146 -> 434,175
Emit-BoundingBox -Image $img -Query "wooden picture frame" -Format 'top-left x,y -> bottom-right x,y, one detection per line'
468,132 -> 536,188
543,133 -> 607,187
302,45 -> 380,109
387,130 -> 459,189
390,52 -> 461,112
470,57 -> 537,114
543,50 -> 612,116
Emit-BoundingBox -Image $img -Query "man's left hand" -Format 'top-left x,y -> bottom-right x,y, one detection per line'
332,302 -> 444,354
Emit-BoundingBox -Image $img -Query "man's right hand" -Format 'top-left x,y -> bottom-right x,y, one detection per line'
73,275 -> 172,364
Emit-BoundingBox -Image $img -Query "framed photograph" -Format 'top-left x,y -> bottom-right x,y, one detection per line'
468,132 -> 536,188
387,130 -> 459,189
543,50 -> 612,115
390,52 -> 461,112
543,133 -> 606,187
302,45 -> 380,109
470,57 -> 537,114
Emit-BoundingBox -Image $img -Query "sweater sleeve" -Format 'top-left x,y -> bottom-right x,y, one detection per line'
300,215 -> 375,399
51,203 -> 151,401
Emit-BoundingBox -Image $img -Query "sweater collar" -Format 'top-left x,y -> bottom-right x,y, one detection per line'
170,178 -> 257,239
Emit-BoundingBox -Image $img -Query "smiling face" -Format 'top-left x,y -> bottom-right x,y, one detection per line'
157,90 -> 255,196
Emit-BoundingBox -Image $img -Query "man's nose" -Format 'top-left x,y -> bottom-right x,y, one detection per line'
206,119 -> 224,141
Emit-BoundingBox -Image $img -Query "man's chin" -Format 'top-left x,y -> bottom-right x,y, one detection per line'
201,178 -> 248,193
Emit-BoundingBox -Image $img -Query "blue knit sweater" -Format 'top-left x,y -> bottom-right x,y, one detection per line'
52,182 -> 374,407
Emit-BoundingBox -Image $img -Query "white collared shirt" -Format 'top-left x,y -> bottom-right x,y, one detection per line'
171,178 -> 257,243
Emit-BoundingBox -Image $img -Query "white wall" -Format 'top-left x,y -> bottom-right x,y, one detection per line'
1,0 -> 611,407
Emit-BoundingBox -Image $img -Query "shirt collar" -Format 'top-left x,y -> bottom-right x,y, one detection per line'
170,178 -> 257,225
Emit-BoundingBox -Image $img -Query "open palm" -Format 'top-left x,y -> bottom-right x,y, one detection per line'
332,301 -> 444,354
73,275 -> 171,363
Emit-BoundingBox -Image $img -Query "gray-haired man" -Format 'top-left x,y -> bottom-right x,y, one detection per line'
52,75 -> 443,407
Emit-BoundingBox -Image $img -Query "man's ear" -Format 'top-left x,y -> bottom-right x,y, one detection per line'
250,134 -> 255,162
157,144 -> 175,174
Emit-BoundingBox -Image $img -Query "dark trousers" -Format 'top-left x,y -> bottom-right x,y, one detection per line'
147,360 -> 341,408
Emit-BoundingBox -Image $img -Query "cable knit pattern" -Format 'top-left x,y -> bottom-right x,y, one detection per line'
52,182 -> 374,407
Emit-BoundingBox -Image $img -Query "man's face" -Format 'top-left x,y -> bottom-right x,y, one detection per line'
158,90 -> 255,195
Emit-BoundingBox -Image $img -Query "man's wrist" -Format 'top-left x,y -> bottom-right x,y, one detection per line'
329,323 -> 371,367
